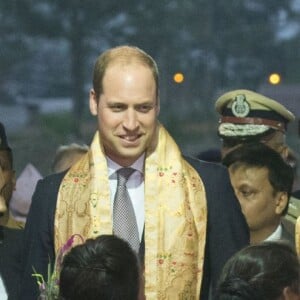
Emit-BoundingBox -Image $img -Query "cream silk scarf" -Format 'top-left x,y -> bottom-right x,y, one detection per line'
54,124 -> 207,299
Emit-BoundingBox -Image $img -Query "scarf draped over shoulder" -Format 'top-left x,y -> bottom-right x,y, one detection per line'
55,124 -> 207,299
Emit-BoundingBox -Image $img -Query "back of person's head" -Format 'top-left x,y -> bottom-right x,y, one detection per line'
216,241 -> 300,300
223,142 -> 294,214
51,143 -> 89,173
59,234 -> 140,300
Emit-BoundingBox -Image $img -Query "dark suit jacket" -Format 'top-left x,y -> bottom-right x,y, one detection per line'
20,158 -> 249,300
280,223 -> 295,247
0,226 -> 23,300
19,171 -> 65,300
292,190 -> 300,199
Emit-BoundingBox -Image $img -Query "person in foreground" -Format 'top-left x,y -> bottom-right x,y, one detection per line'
215,241 -> 300,300
20,45 -> 248,299
59,235 -> 141,300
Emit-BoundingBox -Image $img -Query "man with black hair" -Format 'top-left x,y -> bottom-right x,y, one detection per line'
223,143 -> 294,245
215,89 -> 300,244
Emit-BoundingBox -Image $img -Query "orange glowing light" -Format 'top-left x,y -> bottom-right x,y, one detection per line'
173,73 -> 184,83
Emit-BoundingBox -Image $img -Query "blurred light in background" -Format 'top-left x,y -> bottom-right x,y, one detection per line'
173,72 -> 184,83
268,73 -> 281,85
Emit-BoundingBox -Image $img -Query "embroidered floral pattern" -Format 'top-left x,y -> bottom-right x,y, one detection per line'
55,125 -> 207,299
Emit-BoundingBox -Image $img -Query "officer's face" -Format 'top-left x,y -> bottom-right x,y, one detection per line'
229,165 -> 287,243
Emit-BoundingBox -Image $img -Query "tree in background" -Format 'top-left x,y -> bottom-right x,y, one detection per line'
127,0 -> 296,116
0,0 -> 298,143
115,0 -> 296,152
10,0 -> 137,137
0,1 -> 30,103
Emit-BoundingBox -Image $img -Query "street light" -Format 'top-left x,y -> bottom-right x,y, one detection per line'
173,72 -> 184,84
268,73 -> 281,85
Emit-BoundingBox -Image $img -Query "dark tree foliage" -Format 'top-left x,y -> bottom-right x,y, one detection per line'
126,0 -> 295,117
0,1 -> 30,103
0,0 -> 297,135
9,0 -> 138,137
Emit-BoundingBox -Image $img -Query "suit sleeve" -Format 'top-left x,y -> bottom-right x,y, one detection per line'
19,173 -> 64,299
1,228 -> 24,300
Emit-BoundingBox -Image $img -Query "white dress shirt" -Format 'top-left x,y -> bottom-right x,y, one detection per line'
0,276 -> 7,299
107,154 -> 145,241
265,224 -> 282,242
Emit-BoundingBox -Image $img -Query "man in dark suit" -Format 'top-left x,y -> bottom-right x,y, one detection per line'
223,143 -> 294,245
293,190 -> 300,199
20,156 -> 249,300
20,45 -> 249,299
0,122 -> 24,300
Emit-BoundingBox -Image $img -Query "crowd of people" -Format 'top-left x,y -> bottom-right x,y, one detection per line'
0,45 -> 299,299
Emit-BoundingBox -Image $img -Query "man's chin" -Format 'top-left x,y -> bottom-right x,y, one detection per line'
112,149 -> 144,166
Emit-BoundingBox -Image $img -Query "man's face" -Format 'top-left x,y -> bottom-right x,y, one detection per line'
221,130 -> 287,159
229,165 -> 285,239
89,62 -> 159,166
0,150 -> 15,215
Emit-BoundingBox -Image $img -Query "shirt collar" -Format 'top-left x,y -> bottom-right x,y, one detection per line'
265,224 -> 282,242
107,153 -> 145,177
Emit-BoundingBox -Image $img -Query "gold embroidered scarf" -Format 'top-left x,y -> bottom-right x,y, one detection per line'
55,124 -> 207,299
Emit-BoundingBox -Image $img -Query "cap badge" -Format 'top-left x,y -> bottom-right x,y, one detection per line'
231,94 -> 250,117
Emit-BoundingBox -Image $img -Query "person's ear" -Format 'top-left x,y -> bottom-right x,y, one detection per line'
89,89 -> 98,116
280,145 -> 289,161
275,191 -> 288,215
282,286 -> 300,300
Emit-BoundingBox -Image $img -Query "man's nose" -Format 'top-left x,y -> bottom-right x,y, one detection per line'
123,110 -> 138,130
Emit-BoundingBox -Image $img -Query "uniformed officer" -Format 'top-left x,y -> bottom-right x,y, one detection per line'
215,89 -> 299,245
215,89 -> 295,159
